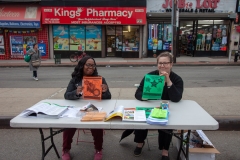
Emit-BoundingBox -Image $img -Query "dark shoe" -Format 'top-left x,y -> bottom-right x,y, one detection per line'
134,141 -> 145,156
162,155 -> 170,160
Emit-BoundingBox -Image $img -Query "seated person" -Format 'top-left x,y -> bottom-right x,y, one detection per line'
62,56 -> 111,160
133,52 -> 184,160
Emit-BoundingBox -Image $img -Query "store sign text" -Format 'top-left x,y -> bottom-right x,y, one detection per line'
0,7 -> 20,17
42,7 -> 146,25
162,0 -> 220,9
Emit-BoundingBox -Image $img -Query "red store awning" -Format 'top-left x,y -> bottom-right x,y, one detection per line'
0,5 -> 41,28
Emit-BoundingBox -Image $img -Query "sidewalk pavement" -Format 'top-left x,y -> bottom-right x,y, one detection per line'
0,55 -> 240,67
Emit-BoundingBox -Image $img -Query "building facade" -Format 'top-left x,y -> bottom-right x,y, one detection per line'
146,0 -> 237,57
41,0 -> 146,59
0,3 -> 49,60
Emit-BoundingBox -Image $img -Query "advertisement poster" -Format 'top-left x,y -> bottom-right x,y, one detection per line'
38,43 -> 46,56
69,25 -> 85,51
157,24 -> 163,50
53,25 -> 69,50
23,36 -> 37,54
86,25 -> 102,51
10,36 -> 24,55
0,35 -> 4,55
0,46 -> 5,55
0,35 -> 4,45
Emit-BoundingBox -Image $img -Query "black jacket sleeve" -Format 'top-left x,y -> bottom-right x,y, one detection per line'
64,78 -> 80,100
101,77 -> 111,99
166,75 -> 183,102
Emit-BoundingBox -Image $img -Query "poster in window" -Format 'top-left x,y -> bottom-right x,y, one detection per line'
86,25 -> 102,51
38,43 -> 46,56
53,25 -> 69,50
0,35 -> 4,45
0,46 -> 5,55
0,35 -> 4,55
10,36 -> 24,55
69,25 -> 85,51
158,24 -> 163,50
23,36 -> 37,54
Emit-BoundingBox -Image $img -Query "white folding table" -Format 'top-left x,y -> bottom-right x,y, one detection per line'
10,99 -> 219,160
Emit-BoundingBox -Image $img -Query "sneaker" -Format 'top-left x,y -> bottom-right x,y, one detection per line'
134,141 -> 145,156
33,76 -> 35,80
94,150 -> 102,160
34,77 -> 38,81
62,150 -> 71,160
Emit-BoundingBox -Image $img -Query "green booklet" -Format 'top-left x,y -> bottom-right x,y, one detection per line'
136,107 -> 154,118
142,74 -> 165,100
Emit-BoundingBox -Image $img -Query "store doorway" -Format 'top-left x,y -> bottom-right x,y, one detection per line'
107,35 -> 116,56
178,21 -> 195,56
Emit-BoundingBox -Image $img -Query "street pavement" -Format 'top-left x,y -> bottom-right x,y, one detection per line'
0,56 -> 240,159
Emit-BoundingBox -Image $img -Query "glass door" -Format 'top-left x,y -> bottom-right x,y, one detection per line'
106,35 -> 116,56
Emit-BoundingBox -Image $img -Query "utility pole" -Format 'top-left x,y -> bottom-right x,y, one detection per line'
171,0 -> 177,63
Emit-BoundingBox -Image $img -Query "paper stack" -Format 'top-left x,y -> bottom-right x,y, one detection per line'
146,107 -> 169,125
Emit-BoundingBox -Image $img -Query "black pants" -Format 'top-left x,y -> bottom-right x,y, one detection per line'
134,129 -> 173,150
33,71 -> 37,77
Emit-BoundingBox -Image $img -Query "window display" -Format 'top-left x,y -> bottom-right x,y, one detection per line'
10,36 -> 24,55
53,25 -> 69,50
123,26 -> 139,52
23,36 -> 37,54
86,25 -> 101,51
148,23 -> 172,51
52,25 -> 101,51
212,24 -> 228,51
69,25 -> 85,51
0,35 -> 5,55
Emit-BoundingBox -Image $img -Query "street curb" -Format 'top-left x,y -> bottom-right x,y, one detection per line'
1,116 -> 240,130
1,63 -> 240,68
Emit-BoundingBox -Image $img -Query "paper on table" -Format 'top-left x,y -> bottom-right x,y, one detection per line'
60,108 -> 80,118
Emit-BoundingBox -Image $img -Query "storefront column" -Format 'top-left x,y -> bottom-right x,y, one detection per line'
143,24 -> 147,58
101,26 -> 106,58
139,26 -> 143,58
48,25 -> 54,59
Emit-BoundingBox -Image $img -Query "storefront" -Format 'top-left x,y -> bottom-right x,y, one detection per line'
147,0 -> 237,57
41,7 -> 146,58
0,5 -> 49,60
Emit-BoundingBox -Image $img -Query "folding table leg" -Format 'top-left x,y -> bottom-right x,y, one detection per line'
38,128 -> 65,160
185,130 -> 191,160
176,130 -> 184,160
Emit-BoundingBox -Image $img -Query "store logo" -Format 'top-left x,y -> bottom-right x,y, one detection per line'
54,8 -> 83,18
87,8 -> 133,18
0,7 -> 20,17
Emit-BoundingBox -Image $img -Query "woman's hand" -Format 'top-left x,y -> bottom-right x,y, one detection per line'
101,84 -> 108,93
160,71 -> 172,87
76,86 -> 84,95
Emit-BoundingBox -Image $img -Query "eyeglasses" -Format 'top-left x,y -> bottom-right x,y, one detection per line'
158,62 -> 171,66
85,63 -> 96,68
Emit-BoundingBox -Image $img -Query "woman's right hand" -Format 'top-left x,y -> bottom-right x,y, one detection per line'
76,86 -> 84,95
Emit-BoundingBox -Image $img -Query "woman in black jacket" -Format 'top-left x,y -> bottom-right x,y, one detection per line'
62,56 -> 111,160
133,52 -> 183,160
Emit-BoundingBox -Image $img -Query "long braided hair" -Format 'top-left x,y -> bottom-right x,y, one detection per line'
71,56 -> 98,83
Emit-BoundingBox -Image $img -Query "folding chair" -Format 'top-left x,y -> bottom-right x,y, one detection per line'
76,129 -> 105,145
